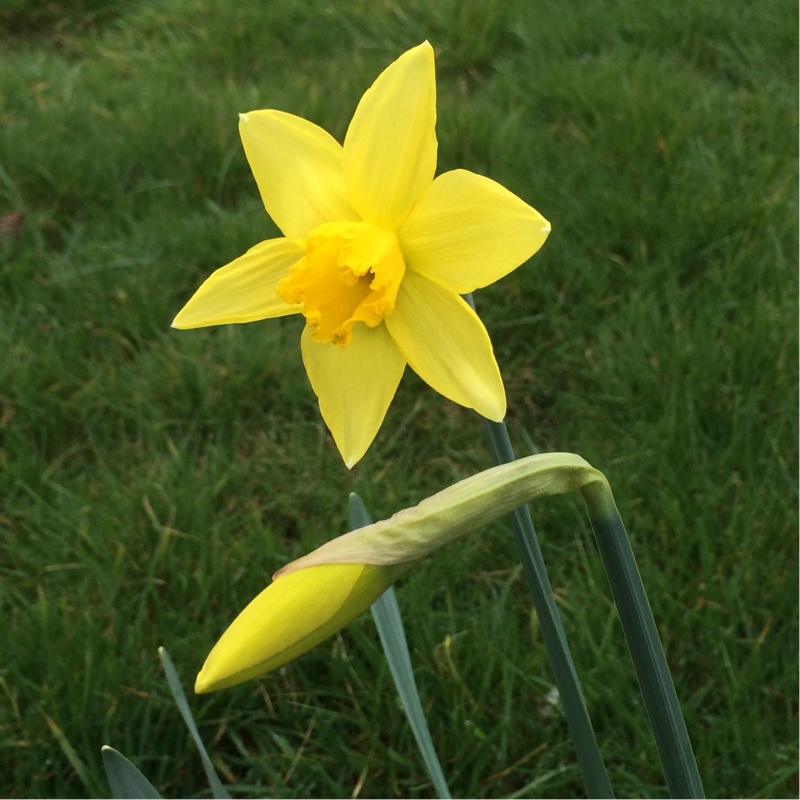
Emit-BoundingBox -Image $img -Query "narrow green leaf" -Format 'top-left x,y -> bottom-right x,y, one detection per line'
158,648 -> 231,799
350,493 -> 452,800
101,746 -> 162,800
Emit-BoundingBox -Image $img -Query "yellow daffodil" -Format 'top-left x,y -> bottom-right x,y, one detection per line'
196,454 -> 612,693
173,41 -> 550,467
195,563 -> 406,692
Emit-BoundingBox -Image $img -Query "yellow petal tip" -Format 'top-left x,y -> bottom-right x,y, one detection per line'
194,671 -> 211,694
170,308 -> 193,330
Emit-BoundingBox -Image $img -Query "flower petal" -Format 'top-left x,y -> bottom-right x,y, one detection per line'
385,271 -> 505,420
172,238 -> 303,329
301,323 -> 406,468
343,42 -> 437,229
399,169 -> 551,293
240,110 -> 359,239
195,563 -> 399,692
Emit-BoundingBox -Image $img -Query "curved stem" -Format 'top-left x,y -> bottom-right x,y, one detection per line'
581,484 -> 705,798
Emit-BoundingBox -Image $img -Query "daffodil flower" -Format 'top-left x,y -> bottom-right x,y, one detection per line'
196,453 -> 616,692
173,42 -> 550,467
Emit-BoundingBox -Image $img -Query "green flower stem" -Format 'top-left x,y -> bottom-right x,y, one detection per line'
482,419 -> 614,799
581,482 -> 704,798
464,290 -> 611,797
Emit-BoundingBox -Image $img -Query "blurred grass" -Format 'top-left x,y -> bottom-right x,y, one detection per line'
0,0 -> 797,797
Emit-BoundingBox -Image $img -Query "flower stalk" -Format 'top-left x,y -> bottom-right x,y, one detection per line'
480,418 -> 614,799
582,483 -> 705,798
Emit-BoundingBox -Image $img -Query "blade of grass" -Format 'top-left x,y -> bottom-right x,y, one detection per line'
101,746 -> 163,800
41,710 -> 92,791
581,482 -> 705,798
349,493 -> 452,800
158,648 -> 231,800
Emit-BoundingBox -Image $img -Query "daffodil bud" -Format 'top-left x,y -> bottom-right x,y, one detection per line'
277,452 -> 609,575
196,563 -> 407,692
196,452 -> 614,693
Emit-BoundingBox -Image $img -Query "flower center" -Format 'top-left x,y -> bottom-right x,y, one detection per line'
277,221 -> 406,347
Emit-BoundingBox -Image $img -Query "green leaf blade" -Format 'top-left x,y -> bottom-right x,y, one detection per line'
349,493 -> 452,800
101,746 -> 162,800
158,648 -> 231,799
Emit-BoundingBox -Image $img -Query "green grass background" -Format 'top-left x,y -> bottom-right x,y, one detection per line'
1,0 -> 797,797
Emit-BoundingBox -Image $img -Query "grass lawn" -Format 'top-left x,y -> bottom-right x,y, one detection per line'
1,0 -> 797,797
